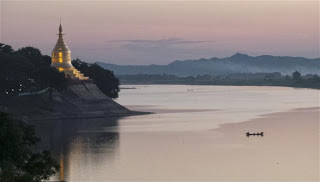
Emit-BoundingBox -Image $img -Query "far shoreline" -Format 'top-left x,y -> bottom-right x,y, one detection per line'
120,82 -> 320,90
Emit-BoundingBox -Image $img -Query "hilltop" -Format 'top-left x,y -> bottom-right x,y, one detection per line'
0,43 -> 143,120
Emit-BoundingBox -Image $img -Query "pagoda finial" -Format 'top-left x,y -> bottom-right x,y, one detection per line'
59,17 -> 62,35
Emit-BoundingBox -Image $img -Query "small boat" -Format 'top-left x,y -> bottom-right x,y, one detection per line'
246,132 -> 264,136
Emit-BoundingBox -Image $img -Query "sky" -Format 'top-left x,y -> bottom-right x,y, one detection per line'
1,0 -> 319,65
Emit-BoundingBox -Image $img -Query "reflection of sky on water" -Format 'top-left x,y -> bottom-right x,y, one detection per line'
32,118 -> 120,181
31,85 -> 319,181
116,85 -> 319,132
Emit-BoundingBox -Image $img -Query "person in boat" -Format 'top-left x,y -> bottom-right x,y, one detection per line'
245,132 -> 264,136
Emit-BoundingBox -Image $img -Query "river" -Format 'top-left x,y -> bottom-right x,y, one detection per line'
42,85 -> 319,181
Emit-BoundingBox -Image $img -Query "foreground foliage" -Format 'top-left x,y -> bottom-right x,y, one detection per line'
0,112 -> 59,182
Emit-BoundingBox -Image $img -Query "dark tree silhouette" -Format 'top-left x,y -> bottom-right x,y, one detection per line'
292,71 -> 301,81
0,43 -> 14,54
0,43 -> 68,96
0,112 -> 59,182
16,47 -> 48,67
72,59 -> 120,98
36,66 -> 68,99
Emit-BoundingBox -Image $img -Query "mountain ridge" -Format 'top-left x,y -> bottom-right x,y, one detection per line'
97,53 -> 320,76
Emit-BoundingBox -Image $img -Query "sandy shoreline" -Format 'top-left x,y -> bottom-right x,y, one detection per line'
210,107 -> 319,181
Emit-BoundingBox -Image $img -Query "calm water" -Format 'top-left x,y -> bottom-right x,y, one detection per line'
38,85 -> 319,181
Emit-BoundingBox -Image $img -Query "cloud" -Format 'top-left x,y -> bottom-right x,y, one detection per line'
103,38 -> 217,64
106,38 -> 216,54
106,38 -> 216,46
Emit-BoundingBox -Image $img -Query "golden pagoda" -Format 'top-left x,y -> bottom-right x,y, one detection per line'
51,22 -> 89,80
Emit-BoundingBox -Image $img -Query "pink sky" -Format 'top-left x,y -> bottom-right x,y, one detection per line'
1,1 -> 319,65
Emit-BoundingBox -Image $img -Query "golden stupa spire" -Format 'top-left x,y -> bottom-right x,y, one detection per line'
59,18 -> 63,36
51,18 -> 89,80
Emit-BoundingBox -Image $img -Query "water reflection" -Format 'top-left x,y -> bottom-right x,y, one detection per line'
31,117 -> 120,181
29,86 -> 319,181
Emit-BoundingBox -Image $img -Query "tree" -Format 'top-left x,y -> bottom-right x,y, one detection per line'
0,112 -> 59,182
16,47 -> 42,60
292,71 -> 301,81
16,47 -> 45,66
72,59 -> 120,98
0,44 -> 68,96
284,75 -> 290,80
88,64 -> 120,98
17,46 -> 68,95
35,67 -> 68,99
0,54 -> 35,96
0,43 -> 14,54
72,58 -> 88,71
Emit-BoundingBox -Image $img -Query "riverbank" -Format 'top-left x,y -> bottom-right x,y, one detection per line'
120,81 -> 320,90
0,83 -> 150,121
118,73 -> 320,90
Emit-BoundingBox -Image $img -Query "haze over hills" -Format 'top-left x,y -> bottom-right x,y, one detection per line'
97,53 -> 320,77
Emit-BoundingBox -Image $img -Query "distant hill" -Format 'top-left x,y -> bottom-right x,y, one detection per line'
97,53 -> 320,76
